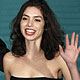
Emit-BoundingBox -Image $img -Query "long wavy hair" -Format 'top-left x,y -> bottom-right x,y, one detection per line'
10,0 -> 65,60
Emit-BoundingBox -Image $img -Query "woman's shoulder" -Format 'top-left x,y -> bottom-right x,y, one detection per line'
52,52 -> 71,74
47,52 -> 62,69
50,51 -> 67,68
3,52 -> 16,66
4,51 -> 14,59
3,52 -> 16,74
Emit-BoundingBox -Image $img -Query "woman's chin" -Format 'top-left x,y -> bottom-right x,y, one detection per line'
25,36 -> 42,41
25,37 -> 37,41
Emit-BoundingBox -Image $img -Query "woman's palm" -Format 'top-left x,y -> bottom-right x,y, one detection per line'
59,32 -> 80,64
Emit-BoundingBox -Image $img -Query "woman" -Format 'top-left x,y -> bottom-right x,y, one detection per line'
59,32 -> 80,80
3,0 -> 72,80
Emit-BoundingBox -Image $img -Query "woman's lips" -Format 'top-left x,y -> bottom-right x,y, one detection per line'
25,28 -> 36,36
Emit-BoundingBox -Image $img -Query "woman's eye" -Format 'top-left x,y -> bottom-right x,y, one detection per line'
35,19 -> 41,22
22,17 -> 28,20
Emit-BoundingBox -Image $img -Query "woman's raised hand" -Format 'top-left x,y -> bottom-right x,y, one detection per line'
59,32 -> 80,66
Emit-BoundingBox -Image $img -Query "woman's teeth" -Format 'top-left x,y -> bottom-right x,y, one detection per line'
26,30 -> 35,33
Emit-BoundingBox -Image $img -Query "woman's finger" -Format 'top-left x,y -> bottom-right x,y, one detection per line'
74,47 -> 80,61
71,32 -> 75,45
79,46 -> 80,52
59,45 -> 64,55
75,34 -> 79,48
66,34 -> 69,49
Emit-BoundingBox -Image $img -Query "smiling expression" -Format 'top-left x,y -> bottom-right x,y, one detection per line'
20,6 -> 45,41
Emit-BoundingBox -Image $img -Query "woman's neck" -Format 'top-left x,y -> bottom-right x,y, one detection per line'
25,37 -> 43,59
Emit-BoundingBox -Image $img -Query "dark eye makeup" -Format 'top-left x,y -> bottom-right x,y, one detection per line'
22,17 -> 28,20
35,19 -> 41,22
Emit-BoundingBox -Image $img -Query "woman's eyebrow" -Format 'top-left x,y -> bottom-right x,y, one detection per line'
34,16 -> 43,19
23,14 -> 29,17
23,14 -> 43,19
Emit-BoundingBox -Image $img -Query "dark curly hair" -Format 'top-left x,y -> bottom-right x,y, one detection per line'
10,0 -> 65,60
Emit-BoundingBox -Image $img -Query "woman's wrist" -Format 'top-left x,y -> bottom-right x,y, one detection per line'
68,64 -> 80,80
67,62 -> 77,69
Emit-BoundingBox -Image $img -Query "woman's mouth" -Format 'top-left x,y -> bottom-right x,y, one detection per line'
25,28 -> 36,36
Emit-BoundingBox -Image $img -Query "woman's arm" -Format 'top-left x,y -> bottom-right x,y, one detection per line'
57,55 -> 72,80
59,32 -> 80,80
3,52 -> 11,80
68,64 -> 80,80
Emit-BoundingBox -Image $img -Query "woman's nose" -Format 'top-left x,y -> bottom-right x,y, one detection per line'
28,20 -> 33,27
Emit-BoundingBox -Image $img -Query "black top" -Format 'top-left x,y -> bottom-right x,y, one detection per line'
0,39 -> 9,72
10,76 -> 63,80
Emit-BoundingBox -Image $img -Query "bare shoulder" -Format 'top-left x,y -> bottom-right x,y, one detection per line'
3,52 -> 15,63
53,52 -> 67,67
47,52 -> 62,72
49,52 -> 63,64
47,52 -> 62,65
3,52 -> 16,70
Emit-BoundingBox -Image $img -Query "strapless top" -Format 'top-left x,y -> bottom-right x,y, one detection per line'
10,76 -> 62,80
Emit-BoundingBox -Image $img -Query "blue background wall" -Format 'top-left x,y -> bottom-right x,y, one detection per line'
0,0 -> 80,80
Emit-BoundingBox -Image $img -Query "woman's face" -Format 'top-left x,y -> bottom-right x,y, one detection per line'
20,6 -> 45,41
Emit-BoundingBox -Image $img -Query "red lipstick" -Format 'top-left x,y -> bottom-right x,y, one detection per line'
25,28 -> 36,36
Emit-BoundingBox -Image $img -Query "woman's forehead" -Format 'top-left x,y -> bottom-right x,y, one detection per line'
23,6 -> 43,17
